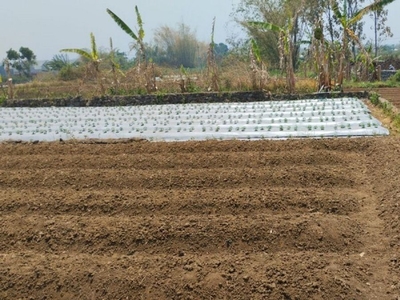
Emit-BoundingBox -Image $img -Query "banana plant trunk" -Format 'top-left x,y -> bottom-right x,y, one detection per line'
4,59 -> 14,99
287,41 -> 295,94
337,31 -> 347,86
94,62 -> 105,95
316,37 -> 331,91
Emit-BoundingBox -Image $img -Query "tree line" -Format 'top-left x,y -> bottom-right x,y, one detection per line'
1,0 -> 397,94
236,0 -> 395,91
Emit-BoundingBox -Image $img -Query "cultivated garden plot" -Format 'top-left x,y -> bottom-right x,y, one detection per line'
1,138 -> 400,299
0,97 -> 389,142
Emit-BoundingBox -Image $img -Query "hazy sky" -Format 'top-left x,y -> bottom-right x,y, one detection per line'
2,0 -> 400,61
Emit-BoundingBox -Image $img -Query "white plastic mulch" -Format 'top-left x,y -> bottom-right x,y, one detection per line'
0,98 -> 389,142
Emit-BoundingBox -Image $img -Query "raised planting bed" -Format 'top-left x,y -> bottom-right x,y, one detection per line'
0,97 -> 389,142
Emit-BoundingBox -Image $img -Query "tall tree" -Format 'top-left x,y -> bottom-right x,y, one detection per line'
214,43 -> 229,60
332,0 -> 396,85
235,0 -> 285,68
153,23 -> 200,68
234,0 -> 311,70
5,47 -> 37,78
5,49 -> 19,75
248,1 -> 301,93
370,4 -> 392,57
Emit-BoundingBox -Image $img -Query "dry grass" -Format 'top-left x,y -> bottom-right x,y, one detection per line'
11,61 -> 320,99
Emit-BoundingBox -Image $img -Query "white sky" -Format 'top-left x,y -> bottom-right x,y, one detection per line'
1,0 -> 400,61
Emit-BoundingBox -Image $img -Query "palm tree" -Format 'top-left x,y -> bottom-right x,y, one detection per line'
332,0 -> 396,85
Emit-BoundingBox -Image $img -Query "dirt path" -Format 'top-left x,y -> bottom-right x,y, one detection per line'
0,138 -> 400,299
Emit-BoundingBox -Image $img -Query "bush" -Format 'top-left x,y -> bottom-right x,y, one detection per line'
369,92 -> 380,105
389,70 -> 400,83
59,65 -> 82,81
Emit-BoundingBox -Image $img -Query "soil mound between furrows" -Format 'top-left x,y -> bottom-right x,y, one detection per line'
1,137 -> 400,299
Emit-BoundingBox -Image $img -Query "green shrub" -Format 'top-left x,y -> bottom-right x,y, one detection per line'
59,65 -> 82,81
0,94 -> 6,106
389,70 -> 400,83
393,114 -> 400,128
381,101 -> 393,114
369,92 -> 380,105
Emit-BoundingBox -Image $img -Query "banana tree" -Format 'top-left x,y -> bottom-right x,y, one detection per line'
61,32 -> 100,70
310,22 -> 340,92
107,6 -> 146,68
107,5 -> 156,92
249,39 -> 268,90
249,17 -> 297,93
109,37 -> 125,92
332,0 -> 395,85
61,32 -> 104,94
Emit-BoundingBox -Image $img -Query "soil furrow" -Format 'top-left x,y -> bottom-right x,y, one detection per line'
0,137 -> 374,155
1,136 -> 399,299
0,251 -> 380,299
0,150 -> 360,170
0,166 -> 361,189
0,187 -> 364,216
0,214 -> 363,255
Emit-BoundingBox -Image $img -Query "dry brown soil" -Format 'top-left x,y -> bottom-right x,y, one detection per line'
376,88 -> 400,109
348,87 -> 400,109
1,137 -> 400,299
375,88 -> 400,109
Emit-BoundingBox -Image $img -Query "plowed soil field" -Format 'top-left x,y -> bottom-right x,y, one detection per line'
348,87 -> 400,108
376,88 -> 400,108
1,137 -> 400,299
